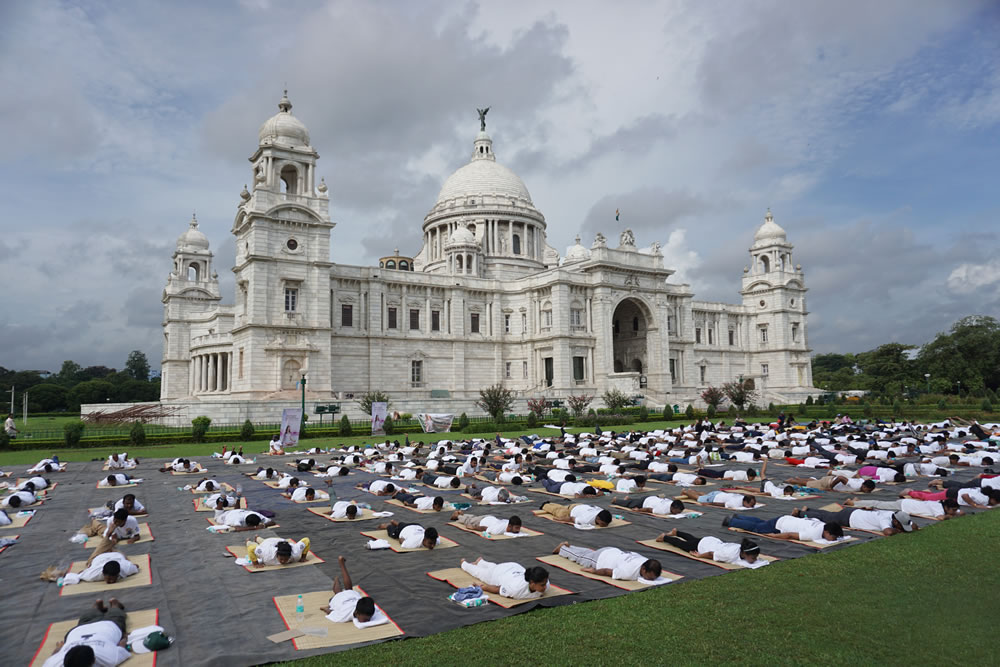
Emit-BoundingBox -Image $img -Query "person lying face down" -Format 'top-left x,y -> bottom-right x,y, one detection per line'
553,541 -> 665,582
61,552 -> 141,585
41,598 -> 134,667
655,529 -> 767,567
2,490 -> 36,508
539,502 -> 613,528
613,495 -> 686,516
391,490 -> 446,511
99,474 -> 132,487
214,509 -> 275,532
247,536 -> 311,566
357,480 -> 396,496
321,556 -> 379,624
460,558 -> 550,599
376,520 -> 439,549
450,510 -> 523,535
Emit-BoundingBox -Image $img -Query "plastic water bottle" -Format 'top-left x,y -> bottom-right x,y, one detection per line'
295,595 -> 305,625
468,597 -> 486,607
236,483 -> 243,495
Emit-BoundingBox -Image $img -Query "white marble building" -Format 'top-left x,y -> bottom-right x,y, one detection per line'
152,93 -> 816,422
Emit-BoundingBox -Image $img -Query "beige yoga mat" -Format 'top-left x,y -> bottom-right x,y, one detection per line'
194,496 -> 248,511
672,496 -> 766,510
84,523 -> 154,548
360,529 -> 459,552
637,538 -> 779,570
727,527 -> 855,550
289,494 -> 331,504
60,554 -> 152,596
95,481 -> 140,489
272,588 -> 403,649
459,493 -> 532,505
819,503 -> 844,511
447,521 -> 544,540
611,503 -> 704,520
531,509 -> 631,529
15,480 -> 59,493
263,480 -> 310,489
205,515 -> 280,530
191,482 -> 236,494
722,487 -> 821,500
0,511 -> 34,529
307,506 -> 380,522
30,608 -> 158,667
427,567 -> 573,608
225,543 -> 325,571
536,553 -> 681,590
170,468 -> 206,475
384,498 -> 455,514
524,487 -> 606,499
473,474 -> 535,486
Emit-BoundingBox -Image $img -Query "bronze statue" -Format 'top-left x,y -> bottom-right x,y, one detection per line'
477,106 -> 490,131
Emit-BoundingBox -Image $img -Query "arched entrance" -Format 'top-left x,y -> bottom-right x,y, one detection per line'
282,359 -> 302,390
612,298 -> 649,377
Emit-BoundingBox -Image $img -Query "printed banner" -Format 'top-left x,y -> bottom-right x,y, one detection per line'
280,408 -> 303,448
371,402 -> 388,435
417,413 -> 454,433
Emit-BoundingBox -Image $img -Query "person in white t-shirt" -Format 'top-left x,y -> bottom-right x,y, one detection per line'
2,490 -> 36,508
247,536 -> 311,567
321,556 -> 381,624
98,473 -> 137,488
0,509 -> 11,526
726,512 -> 845,542
329,500 -> 362,519
613,495 -> 687,516
538,502 -> 612,528
106,453 -> 137,470
680,489 -> 756,509
41,599 -> 133,667
803,506 -> 915,535
194,478 -> 222,492
63,552 -> 140,586
215,509 -> 274,531
376,520 -> 439,549
114,494 -> 146,515
283,487 -> 329,502
450,511 -> 522,535
553,541 -> 666,583
357,479 -> 396,495
269,435 -> 285,455
655,529 -> 768,568
391,490 -> 446,511
845,496 -> 961,519
460,557 -> 550,599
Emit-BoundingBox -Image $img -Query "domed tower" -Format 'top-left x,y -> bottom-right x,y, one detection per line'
161,214 -> 222,399
415,110 -> 557,279
741,209 -> 812,390
228,90 -> 334,397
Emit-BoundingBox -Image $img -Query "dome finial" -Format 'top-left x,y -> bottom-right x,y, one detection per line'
278,89 -> 292,113
765,207 -> 773,222
191,212 -> 198,227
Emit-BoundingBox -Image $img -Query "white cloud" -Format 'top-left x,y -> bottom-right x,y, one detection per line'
947,259 -> 1000,294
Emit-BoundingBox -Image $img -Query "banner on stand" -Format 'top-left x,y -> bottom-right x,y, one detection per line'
417,413 -> 454,433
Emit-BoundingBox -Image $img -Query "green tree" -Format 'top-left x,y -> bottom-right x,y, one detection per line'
240,420 -> 255,440
722,380 -> 758,412
602,388 -> 631,413
130,421 -> 146,446
339,414 -> 352,436
567,395 -> 593,417
64,420 -> 85,446
191,416 -> 212,442
917,315 -> 1000,393
382,415 -> 394,435
526,411 -> 538,428
685,404 -> 695,418
476,385 -> 515,421
700,386 -> 725,410
27,383 -> 68,412
357,391 -> 391,416
57,360 -> 83,386
855,343 -> 917,394
458,412 -> 470,431
71,380 -> 116,407
124,351 -> 150,381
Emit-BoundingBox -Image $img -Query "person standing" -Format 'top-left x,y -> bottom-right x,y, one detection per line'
4,414 -> 16,439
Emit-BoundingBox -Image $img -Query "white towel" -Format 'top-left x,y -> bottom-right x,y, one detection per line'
366,539 -> 391,550
372,511 -> 393,518
353,610 -> 389,629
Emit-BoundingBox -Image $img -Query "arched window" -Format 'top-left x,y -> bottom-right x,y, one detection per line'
280,164 -> 298,194
512,234 -> 521,255
399,260 -> 409,271
631,359 -> 643,373
187,264 -> 199,281
456,255 -> 463,271
632,316 -> 639,331
379,261 -> 384,268
759,255 -> 770,273
386,260 -> 396,269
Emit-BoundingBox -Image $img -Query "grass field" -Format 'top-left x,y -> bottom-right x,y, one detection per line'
275,509 -> 999,666
0,419 -> 692,466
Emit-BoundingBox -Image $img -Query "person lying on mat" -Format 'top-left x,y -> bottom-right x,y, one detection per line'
17,476 -> 50,491
552,541 -> 666,583
98,474 -> 136,488
614,475 -> 648,493
613,495 -> 687,516
40,598 -> 132,667
655,529 -> 768,568
802,506 -> 916,535
647,471 -> 708,486
158,458 -> 202,473
785,473 -> 876,493
276,475 -> 305,489
356,480 -> 396,496
112,493 -> 146,516
2,490 -> 36,507
376,520 -> 440,549
27,458 -> 62,473
391,490 -> 446,511
460,557 -> 550,599
465,484 -> 517,503
106,452 -> 137,470
330,500 -> 364,519
724,513 -> 845,542
679,489 -> 757,509
421,472 -> 462,489
321,556 -> 381,624
252,467 -> 279,480
315,465 -> 352,478
247,536 -> 311,567
194,478 -> 222,492
450,510 -> 523,535
0,509 -> 11,526
283,487 -> 330,502
391,465 -> 422,481
695,466 -> 758,482
215,508 -> 275,531
63,552 -> 140,585
845,496 -> 962,519
205,492 -> 238,510
539,502 -> 612,528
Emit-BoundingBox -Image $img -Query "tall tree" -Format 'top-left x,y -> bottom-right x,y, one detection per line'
854,343 -> 917,394
125,350 -> 150,382
917,315 -> 1000,393
57,360 -> 83,386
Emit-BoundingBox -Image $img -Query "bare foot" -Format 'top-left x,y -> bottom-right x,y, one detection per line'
553,541 -> 570,555
844,498 -> 855,506
450,510 -> 462,521
94,598 -> 107,613
666,527 -> 678,537
109,598 -> 124,609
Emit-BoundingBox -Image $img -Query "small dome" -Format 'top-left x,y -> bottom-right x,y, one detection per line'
753,209 -> 787,245
564,235 -> 590,263
177,214 -> 209,251
446,226 -> 478,247
258,90 -> 310,148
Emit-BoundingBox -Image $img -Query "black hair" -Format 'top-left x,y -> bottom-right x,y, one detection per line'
668,463 -> 678,473
432,496 -> 444,509
783,485 -> 794,495
596,509 -> 613,525
523,566 -> 549,584
113,508 -> 129,522
288,477 -> 299,487
275,541 -> 293,559
670,499 -> 685,514
824,522 -> 844,539
984,457 -> 995,466
385,483 -> 396,493
641,559 -> 662,579
245,513 -> 262,526
987,488 -> 1000,503
106,475 -> 117,485
424,527 -> 439,542
43,464 -> 54,472
746,467 -> 757,479
204,481 -> 215,491
266,468 -> 275,478
23,482 -> 35,492
346,504 -> 358,518
942,498 -> 959,510
64,645 -> 96,667
564,474 -> 577,483
355,596 -> 376,620
511,476 -> 523,485
338,466 -> 350,476
861,480 -> 876,492
739,538 -> 760,555
635,475 -> 647,485
304,488 -> 316,499
508,515 -> 522,527
297,463 -> 310,472
449,478 -> 461,488
581,486 -> 597,495
123,493 -> 136,503
7,496 -> 21,508
102,560 -> 122,577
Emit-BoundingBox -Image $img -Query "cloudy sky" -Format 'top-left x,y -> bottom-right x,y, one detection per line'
1,0 -> 998,373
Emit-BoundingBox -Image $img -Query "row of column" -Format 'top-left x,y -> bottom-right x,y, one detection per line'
191,352 -> 232,394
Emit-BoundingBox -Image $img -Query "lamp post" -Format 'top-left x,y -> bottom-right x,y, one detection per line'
924,373 -> 930,394
300,374 -> 307,429
957,380 -> 962,396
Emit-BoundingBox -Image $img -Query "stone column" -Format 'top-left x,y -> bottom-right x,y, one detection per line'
229,352 -> 234,391
208,354 -> 216,392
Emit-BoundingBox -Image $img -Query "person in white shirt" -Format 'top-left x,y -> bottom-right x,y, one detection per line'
0,509 -> 11,526
41,599 -> 133,667
4,414 -> 16,438
16,476 -> 48,492
2,490 -> 36,508
99,473 -> 138,487
421,472 -> 461,489
320,556 -> 381,624
195,478 -> 222,492
725,513 -> 845,542
802,506 -> 915,535
680,489 -> 757,509
106,453 -> 136,470
391,490 -> 446,511
613,495 -> 686,516
284,487 -> 329,502
269,435 -> 285,455
450,511 -> 523,535
357,480 -> 396,495
247,536 -> 311,567
539,502 -> 612,528
63,552 -> 140,586
465,484 -> 514,503
554,542 -> 666,583
376,520 -> 440,549
330,500 -> 362,519
215,509 -> 274,531
655,529 -> 768,568
27,458 -> 64,473
77,508 -> 142,565
277,475 -> 305,489
252,467 -> 279,480
113,494 -> 146,515
460,557 -> 550,599
846,496 -> 961,519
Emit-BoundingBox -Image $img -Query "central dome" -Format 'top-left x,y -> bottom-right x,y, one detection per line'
436,160 -> 532,205
258,91 -> 310,148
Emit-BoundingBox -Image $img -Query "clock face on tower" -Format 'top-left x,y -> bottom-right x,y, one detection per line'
286,238 -> 298,251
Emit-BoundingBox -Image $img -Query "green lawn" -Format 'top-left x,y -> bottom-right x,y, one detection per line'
0,419 -> 691,466
275,509 -> 999,666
